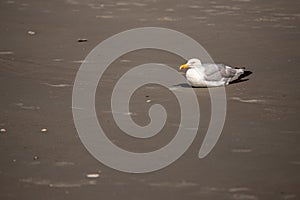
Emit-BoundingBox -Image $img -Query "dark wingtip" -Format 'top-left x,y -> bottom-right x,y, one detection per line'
234,67 -> 246,70
241,70 -> 252,78
229,70 -> 253,85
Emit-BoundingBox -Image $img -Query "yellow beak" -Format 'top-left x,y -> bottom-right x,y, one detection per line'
179,64 -> 189,70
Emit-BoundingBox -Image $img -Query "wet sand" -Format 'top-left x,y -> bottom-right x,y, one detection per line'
0,0 -> 299,199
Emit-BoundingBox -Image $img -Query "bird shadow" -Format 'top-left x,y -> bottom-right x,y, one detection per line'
229,70 -> 253,85
174,83 -> 191,88
174,70 -> 253,88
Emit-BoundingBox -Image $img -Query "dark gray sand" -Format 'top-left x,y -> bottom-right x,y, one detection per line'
0,0 -> 299,199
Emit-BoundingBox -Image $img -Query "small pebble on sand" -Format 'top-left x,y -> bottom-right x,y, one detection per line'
0,128 -> 6,133
77,38 -> 88,42
33,156 -> 39,160
41,128 -> 47,133
27,30 -> 36,35
86,173 -> 100,178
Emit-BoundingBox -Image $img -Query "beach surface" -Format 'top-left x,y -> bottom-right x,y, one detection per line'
0,0 -> 299,199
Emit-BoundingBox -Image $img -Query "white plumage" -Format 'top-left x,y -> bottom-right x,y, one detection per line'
180,58 -> 245,87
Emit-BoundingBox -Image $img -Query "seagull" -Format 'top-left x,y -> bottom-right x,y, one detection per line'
179,58 -> 245,87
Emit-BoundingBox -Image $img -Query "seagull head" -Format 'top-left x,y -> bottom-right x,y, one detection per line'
179,58 -> 202,70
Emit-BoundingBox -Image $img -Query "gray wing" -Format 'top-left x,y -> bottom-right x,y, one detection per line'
203,64 -> 237,81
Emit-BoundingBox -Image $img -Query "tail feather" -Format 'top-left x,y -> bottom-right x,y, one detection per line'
230,68 -> 245,82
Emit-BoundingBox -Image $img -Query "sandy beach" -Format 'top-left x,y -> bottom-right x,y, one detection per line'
0,0 -> 299,199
